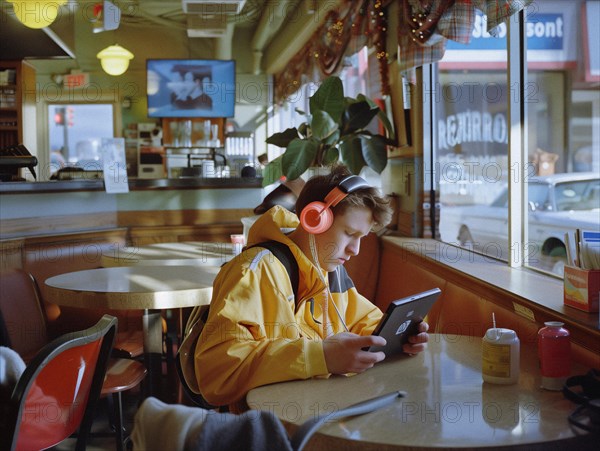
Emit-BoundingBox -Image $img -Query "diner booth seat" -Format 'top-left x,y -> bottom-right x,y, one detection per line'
22,236 -> 144,358
343,232 -> 597,370
373,238 -> 542,341
371,236 -> 599,370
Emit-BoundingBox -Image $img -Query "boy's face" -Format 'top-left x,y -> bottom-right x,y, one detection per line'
315,206 -> 374,272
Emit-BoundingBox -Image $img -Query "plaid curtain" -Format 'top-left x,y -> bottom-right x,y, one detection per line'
398,0 -> 534,72
274,0 -> 533,102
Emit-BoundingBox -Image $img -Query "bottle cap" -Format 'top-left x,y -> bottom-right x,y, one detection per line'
485,328 -> 517,341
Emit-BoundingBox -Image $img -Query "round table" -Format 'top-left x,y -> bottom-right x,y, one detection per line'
45,265 -> 219,310
45,265 -> 220,396
247,334 -> 591,450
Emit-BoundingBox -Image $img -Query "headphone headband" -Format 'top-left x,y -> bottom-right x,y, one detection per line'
337,175 -> 371,195
323,175 -> 370,208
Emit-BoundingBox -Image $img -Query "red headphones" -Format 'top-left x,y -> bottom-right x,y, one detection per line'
299,175 -> 371,234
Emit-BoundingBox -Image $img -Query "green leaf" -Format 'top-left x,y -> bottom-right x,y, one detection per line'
311,110 -> 339,141
342,101 -> 379,134
355,94 -> 376,107
360,135 -> 388,173
355,94 -> 395,140
309,76 -> 345,124
338,137 -> 367,175
322,129 -> 340,146
262,156 -> 283,187
339,135 -> 388,174
265,128 -> 300,148
281,138 -> 320,180
323,146 -> 339,166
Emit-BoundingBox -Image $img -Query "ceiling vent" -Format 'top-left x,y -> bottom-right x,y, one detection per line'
186,14 -> 228,38
182,0 -> 247,15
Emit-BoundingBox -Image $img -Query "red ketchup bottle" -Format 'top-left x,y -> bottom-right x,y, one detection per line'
538,321 -> 571,390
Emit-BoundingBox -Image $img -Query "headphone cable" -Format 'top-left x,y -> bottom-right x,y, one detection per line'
309,233 -> 349,333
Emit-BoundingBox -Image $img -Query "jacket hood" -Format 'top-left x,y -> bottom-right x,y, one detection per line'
246,205 -> 299,247
246,206 -> 328,300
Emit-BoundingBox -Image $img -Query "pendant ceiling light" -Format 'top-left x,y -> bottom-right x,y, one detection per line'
8,0 -> 67,29
97,44 -> 134,76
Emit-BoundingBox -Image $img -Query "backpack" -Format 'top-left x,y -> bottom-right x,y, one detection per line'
176,241 -> 299,409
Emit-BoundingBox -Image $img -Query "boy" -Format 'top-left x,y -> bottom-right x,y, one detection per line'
193,165 -> 429,409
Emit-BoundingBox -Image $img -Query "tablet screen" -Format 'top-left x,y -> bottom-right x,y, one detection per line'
366,288 -> 441,356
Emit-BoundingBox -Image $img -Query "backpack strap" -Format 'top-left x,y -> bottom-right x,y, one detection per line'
248,240 -> 300,304
177,239 -> 300,408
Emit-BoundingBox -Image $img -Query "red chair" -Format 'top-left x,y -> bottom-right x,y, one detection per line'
0,269 -> 147,451
2,315 -> 117,451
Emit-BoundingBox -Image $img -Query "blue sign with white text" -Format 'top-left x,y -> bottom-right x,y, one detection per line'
446,12 -> 563,51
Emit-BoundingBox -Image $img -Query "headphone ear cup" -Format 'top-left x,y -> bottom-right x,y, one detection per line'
300,201 -> 334,234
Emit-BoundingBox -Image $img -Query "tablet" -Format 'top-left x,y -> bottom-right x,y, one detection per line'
366,288 -> 441,356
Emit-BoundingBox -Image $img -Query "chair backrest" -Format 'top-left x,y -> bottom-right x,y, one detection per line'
2,315 -> 117,451
0,269 -> 48,361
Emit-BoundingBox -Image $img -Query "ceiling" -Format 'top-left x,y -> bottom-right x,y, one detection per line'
0,0 -> 321,75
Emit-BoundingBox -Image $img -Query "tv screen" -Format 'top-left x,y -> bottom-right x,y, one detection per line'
146,59 -> 235,118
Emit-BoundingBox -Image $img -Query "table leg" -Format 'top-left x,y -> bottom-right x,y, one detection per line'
143,309 -> 163,397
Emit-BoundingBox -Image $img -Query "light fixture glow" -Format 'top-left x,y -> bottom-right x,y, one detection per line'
8,0 -> 66,29
97,44 -> 134,76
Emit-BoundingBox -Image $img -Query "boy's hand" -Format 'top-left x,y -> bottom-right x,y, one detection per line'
323,332 -> 386,374
403,321 -> 429,355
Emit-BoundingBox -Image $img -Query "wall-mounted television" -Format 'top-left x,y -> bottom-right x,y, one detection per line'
146,59 -> 235,118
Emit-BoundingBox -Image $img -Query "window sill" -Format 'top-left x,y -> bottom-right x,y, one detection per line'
381,236 -> 599,354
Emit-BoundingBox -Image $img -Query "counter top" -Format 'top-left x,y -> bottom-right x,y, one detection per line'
0,177 -> 263,194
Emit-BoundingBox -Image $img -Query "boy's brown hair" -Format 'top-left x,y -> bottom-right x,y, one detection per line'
295,165 -> 393,227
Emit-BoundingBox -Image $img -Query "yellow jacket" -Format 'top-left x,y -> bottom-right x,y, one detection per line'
195,206 -> 382,407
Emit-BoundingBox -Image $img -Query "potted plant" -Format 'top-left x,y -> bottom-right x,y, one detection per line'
262,76 -> 395,187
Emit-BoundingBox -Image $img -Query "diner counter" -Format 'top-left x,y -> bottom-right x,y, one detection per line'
0,177 -> 263,194
0,178 -> 263,239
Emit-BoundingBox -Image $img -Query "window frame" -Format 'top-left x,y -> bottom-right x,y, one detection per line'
427,9 -> 568,276
37,92 -> 122,181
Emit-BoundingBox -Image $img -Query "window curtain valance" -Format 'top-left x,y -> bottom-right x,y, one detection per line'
274,0 -> 385,102
274,0 -> 532,103
398,0 -> 534,72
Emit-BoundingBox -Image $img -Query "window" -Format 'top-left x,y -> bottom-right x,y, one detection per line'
525,0 -> 600,274
47,103 -> 114,175
434,15 -> 510,266
434,0 -> 599,276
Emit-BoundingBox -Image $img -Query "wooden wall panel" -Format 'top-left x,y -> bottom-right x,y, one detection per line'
116,208 -> 254,227
127,224 -> 242,245
0,238 -> 23,270
0,213 -> 118,239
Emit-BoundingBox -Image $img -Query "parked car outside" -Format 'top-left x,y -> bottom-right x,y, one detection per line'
439,172 -> 600,275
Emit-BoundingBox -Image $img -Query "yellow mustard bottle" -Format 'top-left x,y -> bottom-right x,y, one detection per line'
482,326 -> 520,385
